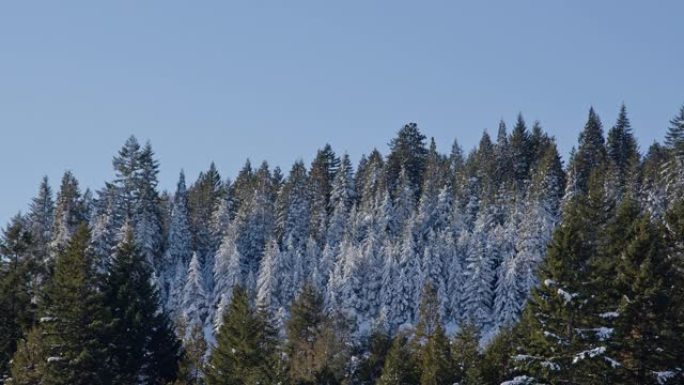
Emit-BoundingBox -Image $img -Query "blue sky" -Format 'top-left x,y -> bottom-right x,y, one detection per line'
1,1 -> 683,224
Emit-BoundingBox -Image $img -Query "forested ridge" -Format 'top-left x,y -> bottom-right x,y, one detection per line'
1,104 -> 684,384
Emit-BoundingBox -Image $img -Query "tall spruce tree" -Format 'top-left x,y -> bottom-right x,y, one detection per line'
515,196 -> 612,384
611,215 -> 684,383
104,227 -> 181,385
164,171 -> 194,314
35,225 -> 111,385
566,108 -> 607,200
606,104 -> 640,201
27,177 -> 54,263
386,123 -> 428,199
51,171 -> 86,255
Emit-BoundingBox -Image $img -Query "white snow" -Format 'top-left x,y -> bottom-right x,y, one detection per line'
572,346 -> 606,364
557,288 -> 578,304
654,371 -> 676,384
594,327 -> 614,341
599,311 -> 619,319
500,376 -> 537,385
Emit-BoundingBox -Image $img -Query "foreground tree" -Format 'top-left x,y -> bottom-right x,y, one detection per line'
610,215 -> 684,383
104,228 -> 181,385
376,333 -> 419,385
26,225 -> 110,385
286,284 -> 349,385
205,285 -> 278,385
0,217 -> 36,379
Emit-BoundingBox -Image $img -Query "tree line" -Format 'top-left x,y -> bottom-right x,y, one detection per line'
1,104 -> 684,383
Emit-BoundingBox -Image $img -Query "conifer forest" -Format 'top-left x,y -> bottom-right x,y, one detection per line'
2,105 -> 684,385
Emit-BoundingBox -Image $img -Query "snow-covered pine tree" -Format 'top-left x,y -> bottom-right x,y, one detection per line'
163,171 -> 193,314
212,226 -> 243,329
461,207 -> 496,330
111,137 -> 164,269
188,162 -> 223,266
212,165 -> 274,326
279,161 -> 311,295
492,217 -> 520,329
393,220 -> 422,326
181,252 -> 208,337
495,120 -> 514,189
132,142 -> 164,268
512,141 -> 565,318
50,171 -> 86,256
256,237 -> 285,328
27,176 -> 54,261
640,143 -> 669,218
663,104 -> 684,205
394,167 -> 416,235
317,153 -> 355,292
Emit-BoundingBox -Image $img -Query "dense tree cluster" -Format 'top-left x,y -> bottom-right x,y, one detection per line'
1,104 -> 683,384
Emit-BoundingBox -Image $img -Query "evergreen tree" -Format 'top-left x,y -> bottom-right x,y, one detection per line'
377,333 -> 419,385
640,143 -> 669,218
451,323 -> 482,385
515,198 -> 610,384
6,327 -> 47,385
173,322 -> 207,385
480,327 -> 516,385
188,163 -> 224,266
90,183 -> 122,273
104,228 -> 181,385
414,283 -> 453,385
27,176 -> 54,262
393,223 -> 421,325
462,209 -> 496,328
664,104 -> 684,151
386,123 -> 428,198
606,104 -> 640,201
133,142 -> 164,267
286,284 -> 349,385
213,168 -> 274,325
0,217 -> 36,380
51,171 -> 86,254
611,216 -> 684,383
36,225 -> 112,385
164,171 -> 194,314
352,323 -> 392,385
664,105 -> 684,203
309,144 -> 340,245
510,114 -> 533,189
565,108 -> 606,200
112,137 -> 164,268
205,286 -> 277,385
182,253 -> 208,334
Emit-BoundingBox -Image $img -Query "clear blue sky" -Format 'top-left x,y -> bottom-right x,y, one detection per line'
1,1 -> 683,225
